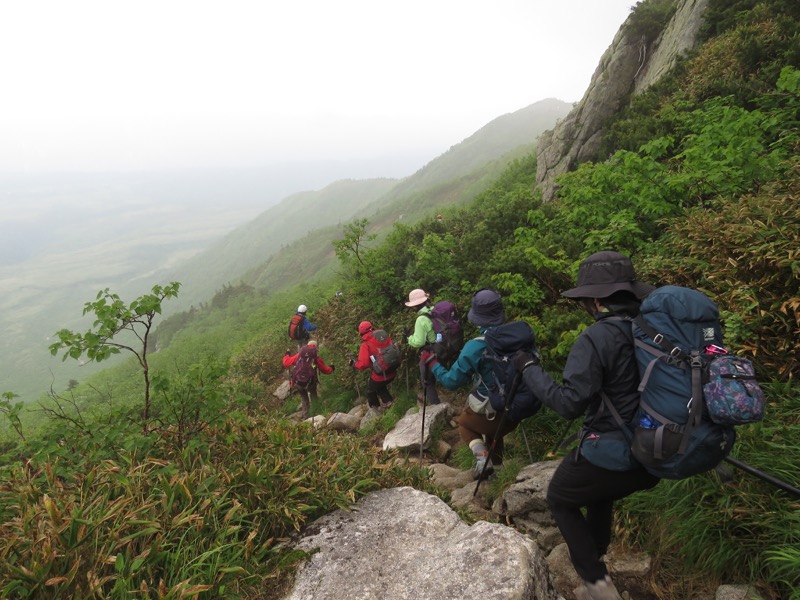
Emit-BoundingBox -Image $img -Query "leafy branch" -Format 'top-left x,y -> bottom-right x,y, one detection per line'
49,282 -> 181,427
1,391 -> 25,441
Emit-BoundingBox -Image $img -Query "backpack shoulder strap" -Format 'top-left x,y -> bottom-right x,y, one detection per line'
597,391 -> 633,441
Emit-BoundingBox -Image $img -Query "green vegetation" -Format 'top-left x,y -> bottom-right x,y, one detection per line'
49,283 -> 181,424
1,3 -> 798,597
0,411 -> 435,598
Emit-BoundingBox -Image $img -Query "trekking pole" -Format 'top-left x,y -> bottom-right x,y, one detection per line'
419,362 -> 428,461
724,456 -> 800,499
520,425 -> 534,463
474,372 -> 523,497
350,356 -> 361,401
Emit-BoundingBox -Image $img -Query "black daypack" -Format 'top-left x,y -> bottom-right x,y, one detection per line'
424,300 -> 464,365
367,329 -> 401,375
482,321 -> 542,422
292,344 -> 318,386
626,286 -> 764,480
288,313 -> 306,341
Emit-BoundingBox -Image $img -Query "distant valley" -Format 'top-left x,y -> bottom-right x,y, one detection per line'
0,99 -> 571,403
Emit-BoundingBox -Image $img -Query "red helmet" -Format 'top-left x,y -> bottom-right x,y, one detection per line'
358,321 -> 374,335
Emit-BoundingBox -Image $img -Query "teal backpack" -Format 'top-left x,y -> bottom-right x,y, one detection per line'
628,286 -> 766,479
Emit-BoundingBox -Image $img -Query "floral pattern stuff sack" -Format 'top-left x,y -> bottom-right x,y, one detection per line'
703,351 -> 765,426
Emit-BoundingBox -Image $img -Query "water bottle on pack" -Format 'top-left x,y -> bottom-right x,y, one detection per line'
638,413 -> 657,429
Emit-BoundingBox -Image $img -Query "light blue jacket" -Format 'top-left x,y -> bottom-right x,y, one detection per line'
430,327 -> 496,398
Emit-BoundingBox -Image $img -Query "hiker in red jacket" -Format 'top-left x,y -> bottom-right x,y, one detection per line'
349,321 -> 397,410
282,340 -> 334,419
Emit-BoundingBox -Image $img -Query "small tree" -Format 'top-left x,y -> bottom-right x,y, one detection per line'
49,282 -> 181,427
333,218 -> 375,269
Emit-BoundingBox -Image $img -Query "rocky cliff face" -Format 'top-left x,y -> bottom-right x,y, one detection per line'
535,0 -> 710,202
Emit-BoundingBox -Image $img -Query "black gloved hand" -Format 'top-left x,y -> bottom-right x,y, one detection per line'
513,350 -> 539,373
348,358 -> 356,367
330,365 -> 335,372
285,349 -> 291,356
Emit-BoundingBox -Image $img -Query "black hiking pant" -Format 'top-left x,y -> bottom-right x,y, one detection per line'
418,359 -> 440,405
546,449 -> 660,583
366,378 -> 393,408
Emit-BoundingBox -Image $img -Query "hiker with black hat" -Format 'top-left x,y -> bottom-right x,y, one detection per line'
405,288 -> 441,406
512,250 -> 661,600
349,321 -> 397,410
422,289 -> 519,479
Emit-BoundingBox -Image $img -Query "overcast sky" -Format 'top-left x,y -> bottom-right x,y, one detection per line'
1,1 -> 636,173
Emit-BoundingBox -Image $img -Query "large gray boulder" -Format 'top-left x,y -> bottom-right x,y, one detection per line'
284,486 -> 558,600
494,461 -> 562,554
382,403 -> 452,452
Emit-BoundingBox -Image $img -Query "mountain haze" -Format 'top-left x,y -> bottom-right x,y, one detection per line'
158,98 -> 571,312
383,98 -> 571,202
1,99 -> 570,402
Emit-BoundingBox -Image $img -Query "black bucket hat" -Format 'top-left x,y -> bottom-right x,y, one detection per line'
561,251 -> 655,300
467,288 -> 505,327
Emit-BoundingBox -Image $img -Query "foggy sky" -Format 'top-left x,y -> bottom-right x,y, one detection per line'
1,0 -> 636,173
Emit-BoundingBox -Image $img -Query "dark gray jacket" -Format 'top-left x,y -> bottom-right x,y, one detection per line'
521,312 -> 639,432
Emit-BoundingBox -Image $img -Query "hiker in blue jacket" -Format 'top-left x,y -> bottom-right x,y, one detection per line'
423,289 -> 519,479
512,251 -> 660,600
289,304 -> 317,344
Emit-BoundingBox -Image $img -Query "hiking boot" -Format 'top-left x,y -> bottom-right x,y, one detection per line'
380,400 -> 393,409
574,575 -> 623,600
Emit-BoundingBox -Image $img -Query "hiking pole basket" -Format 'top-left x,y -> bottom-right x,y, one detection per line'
473,372 -> 523,497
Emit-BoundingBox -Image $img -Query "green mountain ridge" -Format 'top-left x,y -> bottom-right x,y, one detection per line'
159,98 -> 572,313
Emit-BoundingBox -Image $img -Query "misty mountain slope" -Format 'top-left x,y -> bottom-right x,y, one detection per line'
160,178 -> 398,313
383,98 -> 570,202
239,142 -> 544,294
168,99 -> 571,306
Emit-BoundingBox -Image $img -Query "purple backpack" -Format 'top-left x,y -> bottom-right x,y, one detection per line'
426,300 -> 464,364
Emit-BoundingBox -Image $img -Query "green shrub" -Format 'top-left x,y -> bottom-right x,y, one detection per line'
640,173 -> 800,379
